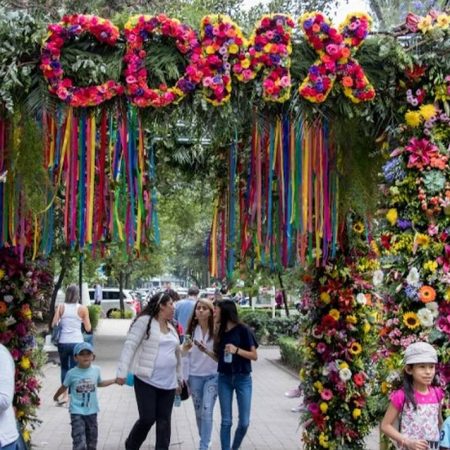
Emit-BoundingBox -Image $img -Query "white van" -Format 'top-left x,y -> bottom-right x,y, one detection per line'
88,287 -> 138,318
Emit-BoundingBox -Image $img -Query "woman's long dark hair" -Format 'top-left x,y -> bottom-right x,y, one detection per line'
185,299 -> 214,341
213,299 -> 241,354
133,291 -> 172,339
402,365 -> 440,410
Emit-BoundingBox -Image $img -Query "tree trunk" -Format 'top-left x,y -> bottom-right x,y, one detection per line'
119,271 -> 125,318
48,265 -> 67,330
278,272 -> 289,317
78,254 -> 83,304
189,273 -> 201,288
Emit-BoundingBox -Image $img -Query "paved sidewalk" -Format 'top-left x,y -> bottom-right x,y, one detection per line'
32,319 -> 379,449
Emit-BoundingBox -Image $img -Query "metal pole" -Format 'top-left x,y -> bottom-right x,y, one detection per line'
79,254 -> 83,304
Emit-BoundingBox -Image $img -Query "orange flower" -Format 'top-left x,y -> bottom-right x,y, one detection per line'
342,76 -> 353,87
418,285 -> 436,303
0,301 -> 7,315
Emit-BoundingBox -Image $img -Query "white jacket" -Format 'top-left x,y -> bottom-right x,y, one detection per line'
117,316 -> 182,382
0,344 -> 19,447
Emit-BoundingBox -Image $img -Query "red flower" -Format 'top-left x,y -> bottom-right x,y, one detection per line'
405,137 -> 439,170
353,372 -> 365,387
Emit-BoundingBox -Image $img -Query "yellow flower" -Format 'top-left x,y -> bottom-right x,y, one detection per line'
349,342 -> 362,355
228,44 -> 239,54
314,381 -> 324,392
241,59 -> 250,69
419,104 -> 437,121
346,315 -> 358,324
0,269 -> 4,280
423,260 -> 438,273
370,241 -> 380,256
320,402 -> 328,413
352,408 -> 362,419
329,309 -> 340,320
339,361 -> 349,370
418,15 -> 433,33
20,357 -> 31,370
403,311 -> 420,329
386,208 -> 398,226
16,409 -> 25,418
415,233 -> 430,248
320,292 -> 331,304
405,110 -> 423,128
381,381 -> 389,394
363,321 -> 371,333
23,429 -> 31,442
437,13 -> 450,29
299,368 -> 306,381
319,432 -> 330,448
205,45 -> 216,55
445,288 -> 450,301
353,222 -> 364,234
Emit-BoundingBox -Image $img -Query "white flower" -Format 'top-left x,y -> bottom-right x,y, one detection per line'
322,366 -> 330,376
373,270 -> 384,286
426,302 -> 439,318
3,295 -> 13,303
356,293 -> 367,305
406,267 -> 421,287
339,368 -> 352,382
417,308 -> 434,327
5,315 -> 16,327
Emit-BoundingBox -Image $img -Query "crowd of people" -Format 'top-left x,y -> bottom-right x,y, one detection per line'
49,285 -> 259,450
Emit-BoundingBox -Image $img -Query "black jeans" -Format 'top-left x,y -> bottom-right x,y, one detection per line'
125,376 -> 176,450
71,414 -> 98,450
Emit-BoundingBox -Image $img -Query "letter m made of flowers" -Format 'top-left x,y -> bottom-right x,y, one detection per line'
299,12 -> 375,104
199,14 -> 295,105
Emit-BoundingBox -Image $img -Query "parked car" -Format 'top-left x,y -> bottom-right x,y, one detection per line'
88,287 -> 138,318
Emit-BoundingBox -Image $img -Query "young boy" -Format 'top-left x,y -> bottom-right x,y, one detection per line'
53,342 -> 115,450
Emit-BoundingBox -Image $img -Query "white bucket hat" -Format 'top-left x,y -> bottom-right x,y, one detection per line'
404,342 -> 438,365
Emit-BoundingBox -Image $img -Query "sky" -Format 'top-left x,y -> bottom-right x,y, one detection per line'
242,0 -> 371,22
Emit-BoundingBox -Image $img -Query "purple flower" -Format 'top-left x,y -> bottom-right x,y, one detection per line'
404,284 -> 421,300
397,219 -> 412,230
382,156 -> 406,183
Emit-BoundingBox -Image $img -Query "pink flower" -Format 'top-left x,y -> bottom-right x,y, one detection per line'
405,137 -> 439,169
320,389 -> 333,400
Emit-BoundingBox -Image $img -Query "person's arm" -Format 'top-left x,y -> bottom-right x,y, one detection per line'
194,340 -> 218,362
79,306 -> 92,333
98,379 -> 116,387
225,343 -> 257,361
53,384 -> 68,402
381,402 -> 429,450
0,347 -> 14,413
51,304 -> 62,327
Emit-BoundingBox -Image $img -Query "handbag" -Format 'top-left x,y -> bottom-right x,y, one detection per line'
180,382 -> 190,401
51,324 -> 62,345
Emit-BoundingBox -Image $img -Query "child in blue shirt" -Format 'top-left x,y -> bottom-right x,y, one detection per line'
53,342 -> 116,450
441,415 -> 450,450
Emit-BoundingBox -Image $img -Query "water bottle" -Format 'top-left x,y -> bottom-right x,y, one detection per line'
174,394 -> 181,407
126,372 -> 134,387
223,350 -> 233,363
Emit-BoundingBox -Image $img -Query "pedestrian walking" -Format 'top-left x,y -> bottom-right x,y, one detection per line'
182,299 -> 218,450
116,292 -> 183,450
214,299 -> 258,450
53,342 -> 116,450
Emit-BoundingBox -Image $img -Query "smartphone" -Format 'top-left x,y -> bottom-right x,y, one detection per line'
194,339 -> 206,350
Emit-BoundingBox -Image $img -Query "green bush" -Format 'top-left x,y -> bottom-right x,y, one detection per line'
278,336 -> 302,372
87,305 -> 102,331
109,310 -> 134,319
239,309 -> 300,344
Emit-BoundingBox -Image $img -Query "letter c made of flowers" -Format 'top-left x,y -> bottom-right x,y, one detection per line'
40,14 -> 124,107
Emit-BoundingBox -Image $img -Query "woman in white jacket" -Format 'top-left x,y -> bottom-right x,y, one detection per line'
182,299 -> 218,450
116,292 -> 182,450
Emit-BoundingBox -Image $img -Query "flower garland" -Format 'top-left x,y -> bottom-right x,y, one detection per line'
299,220 -> 379,449
40,14 -> 124,107
198,15 -> 246,106
232,14 -> 295,103
0,249 -> 52,442
298,12 -> 375,103
375,66 -> 450,409
123,14 -> 202,108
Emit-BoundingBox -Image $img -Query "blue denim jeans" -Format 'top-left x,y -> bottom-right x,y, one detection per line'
218,373 -> 252,450
188,374 -> 218,450
57,342 -> 78,383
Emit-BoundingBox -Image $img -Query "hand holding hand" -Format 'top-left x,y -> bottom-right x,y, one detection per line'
404,438 -> 429,450
116,377 -> 125,386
